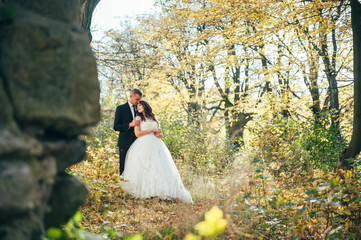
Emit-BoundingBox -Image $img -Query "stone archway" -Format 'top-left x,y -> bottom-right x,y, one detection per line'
78,0 -> 101,41
0,0 -> 101,239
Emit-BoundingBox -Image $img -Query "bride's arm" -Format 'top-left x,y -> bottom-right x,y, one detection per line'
154,120 -> 164,139
135,126 -> 159,137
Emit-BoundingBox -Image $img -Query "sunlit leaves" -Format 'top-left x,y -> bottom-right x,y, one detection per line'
194,206 -> 227,237
125,233 -> 143,240
184,233 -> 202,240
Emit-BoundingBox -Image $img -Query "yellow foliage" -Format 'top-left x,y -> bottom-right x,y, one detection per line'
125,233 -> 143,240
194,206 -> 227,237
184,233 -> 202,240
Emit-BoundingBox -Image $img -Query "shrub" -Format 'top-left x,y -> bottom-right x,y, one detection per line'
159,113 -> 235,174
248,113 -> 347,177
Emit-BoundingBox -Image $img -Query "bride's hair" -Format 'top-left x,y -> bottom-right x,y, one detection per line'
138,100 -> 157,122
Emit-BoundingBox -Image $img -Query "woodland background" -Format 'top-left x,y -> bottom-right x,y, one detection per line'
48,0 -> 361,239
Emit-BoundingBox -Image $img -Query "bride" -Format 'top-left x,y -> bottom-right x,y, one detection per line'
120,100 -> 193,203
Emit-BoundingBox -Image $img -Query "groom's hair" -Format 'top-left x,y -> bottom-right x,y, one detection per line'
130,88 -> 142,97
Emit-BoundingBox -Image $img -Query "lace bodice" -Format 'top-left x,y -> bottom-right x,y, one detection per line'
139,118 -> 158,131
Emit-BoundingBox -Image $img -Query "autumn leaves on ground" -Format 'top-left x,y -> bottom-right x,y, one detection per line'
69,141 -> 250,239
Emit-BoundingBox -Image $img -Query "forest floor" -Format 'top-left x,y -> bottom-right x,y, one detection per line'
70,148 -> 361,239
72,156 -> 252,239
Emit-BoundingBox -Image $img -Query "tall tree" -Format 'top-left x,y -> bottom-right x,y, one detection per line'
153,1 -> 210,122
340,0 -> 361,169
291,1 -> 350,130
95,19 -> 160,96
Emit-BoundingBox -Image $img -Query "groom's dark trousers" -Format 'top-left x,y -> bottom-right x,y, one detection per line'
113,103 -> 137,175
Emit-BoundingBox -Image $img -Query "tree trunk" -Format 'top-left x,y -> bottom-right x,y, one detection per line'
260,44 -> 272,94
229,112 -> 252,147
321,30 -> 340,132
340,0 -> 361,169
78,0 -> 101,41
308,51 -> 321,118
277,40 -> 291,117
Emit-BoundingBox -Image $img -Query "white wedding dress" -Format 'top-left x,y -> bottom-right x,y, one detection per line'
120,118 -> 193,203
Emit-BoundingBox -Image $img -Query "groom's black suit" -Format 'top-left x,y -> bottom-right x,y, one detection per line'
113,102 -> 137,175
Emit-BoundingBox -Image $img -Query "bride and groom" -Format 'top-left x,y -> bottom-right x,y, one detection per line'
113,88 -> 192,203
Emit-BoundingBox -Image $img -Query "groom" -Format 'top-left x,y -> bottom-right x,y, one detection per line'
113,88 -> 142,176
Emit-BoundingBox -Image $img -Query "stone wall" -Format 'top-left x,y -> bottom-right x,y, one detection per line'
0,0 -> 100,239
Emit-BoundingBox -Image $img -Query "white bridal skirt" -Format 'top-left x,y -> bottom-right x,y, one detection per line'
120,133 -> 193,203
